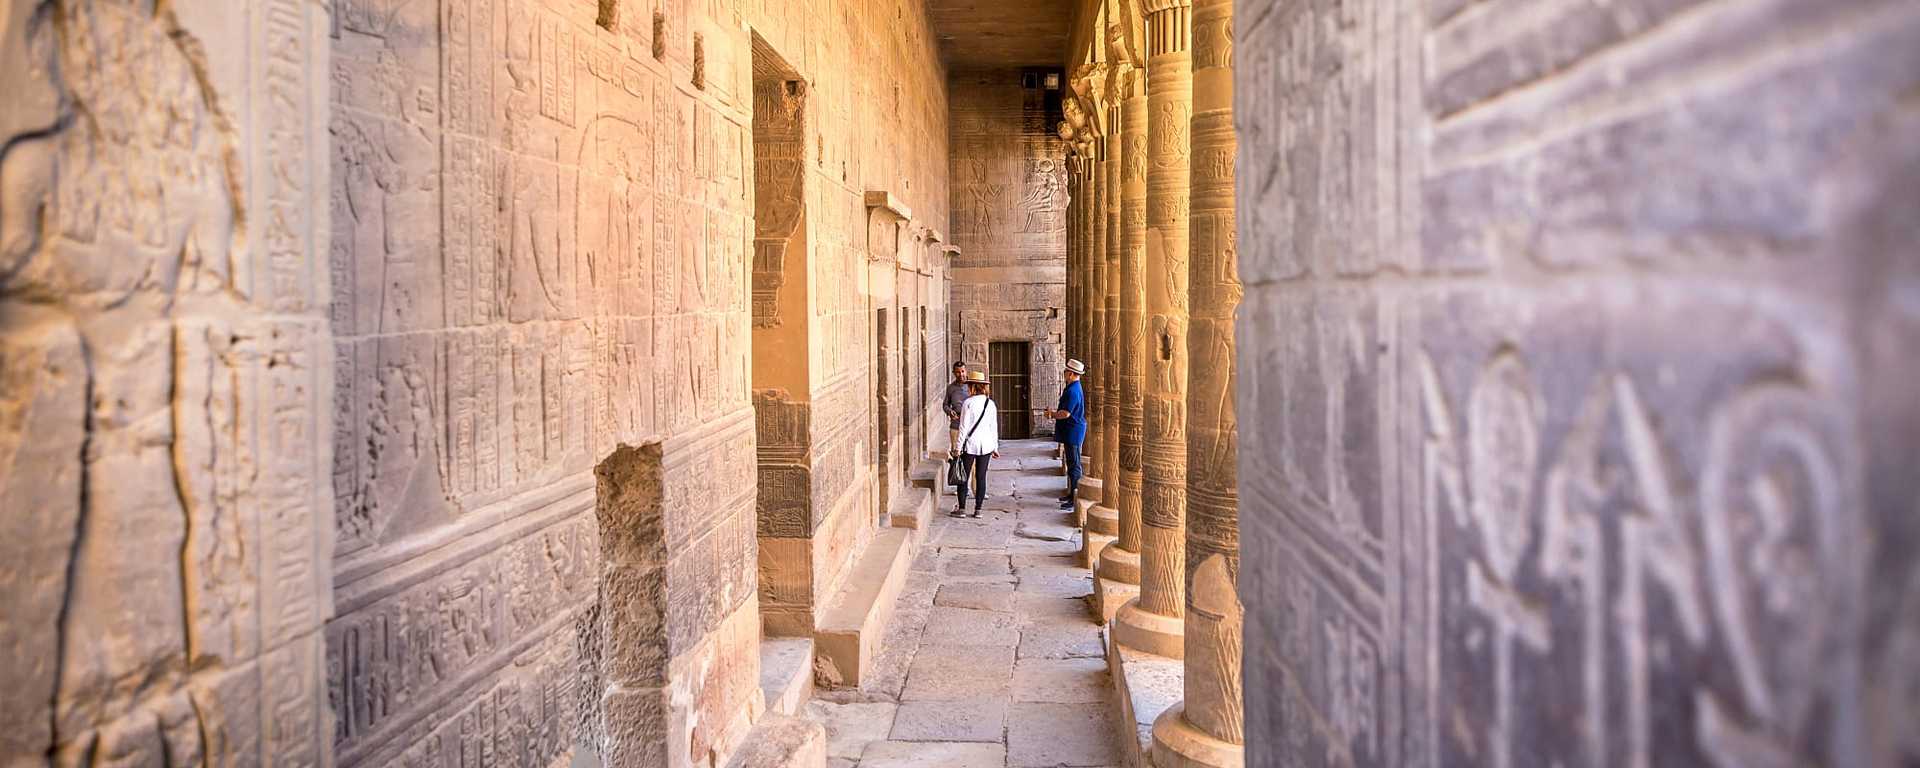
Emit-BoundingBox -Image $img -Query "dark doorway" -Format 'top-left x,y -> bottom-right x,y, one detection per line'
988,341 -> 1031,439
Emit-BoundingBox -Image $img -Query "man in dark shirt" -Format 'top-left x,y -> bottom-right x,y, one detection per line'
943,361 -> 971,458
1049,359 -> 1088,510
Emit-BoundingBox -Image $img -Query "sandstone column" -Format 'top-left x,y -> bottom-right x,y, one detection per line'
1115,0 -> 1193,659
1089,100 -> 1126,560
1151,0 -> 1242,761
1063,139 -> 1083,375
1082,137 -> 1107,489
1097,59 -> 1149,616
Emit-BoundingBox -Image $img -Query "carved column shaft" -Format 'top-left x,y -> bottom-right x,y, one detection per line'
1065,155 -> 1082,373
1102,103 -> 1123,505
1151,0 -> 1244,762
1088,145 -> 1109,484
1118,0 -> 1193,658
1110,76 -> 1149,564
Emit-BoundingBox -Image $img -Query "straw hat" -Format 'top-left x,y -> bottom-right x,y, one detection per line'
1064,359 -> 1086,375
965,371 -> 989,384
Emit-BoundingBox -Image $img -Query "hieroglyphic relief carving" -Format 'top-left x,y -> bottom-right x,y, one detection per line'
0,0 -> 331,762
328,512 -> 597,760
1122,0 -> 1196,653
1102,75 -> 1150,581
1172,0 -> 1243,749
1238,1 -> 1920,766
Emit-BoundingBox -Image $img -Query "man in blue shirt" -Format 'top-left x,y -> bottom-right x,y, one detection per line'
1049,359 -> 1089,510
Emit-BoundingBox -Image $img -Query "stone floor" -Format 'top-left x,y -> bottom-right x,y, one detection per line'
803,439 -> 1121,768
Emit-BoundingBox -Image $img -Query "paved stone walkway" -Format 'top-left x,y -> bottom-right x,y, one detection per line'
803,439 -> 1121,767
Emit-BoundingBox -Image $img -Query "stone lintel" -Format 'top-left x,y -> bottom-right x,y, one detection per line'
863,190 -> 912,222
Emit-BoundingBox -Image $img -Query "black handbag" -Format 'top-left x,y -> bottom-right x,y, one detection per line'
947,399 -> 991,486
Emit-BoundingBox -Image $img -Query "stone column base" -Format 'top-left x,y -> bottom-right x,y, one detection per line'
1097,541 -> 1141,584
1086,503 -> 1120,536
1112,598 -> 1185,659
1080,529 -> 1116,570
1079,477 -> 1105,506
1151,704 -> 1244,768
1094,577 -> 1140,625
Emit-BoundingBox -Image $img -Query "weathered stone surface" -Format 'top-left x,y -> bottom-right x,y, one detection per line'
1013,657 -> 1111,703
1019,617 -> 1107,660
891,698 -> 1010,742
941,552 -> 1014,578
1,0 -> 333,762
1236,0 -> 1920,766
4,0 -> 964,764
722,714 -> 827,768
936,582 -> 1018,612
860,740 -> 1008,768
804,700 -> 898,761
902,633 -> 1017,701
1007,702 -> 1123,768
919,606 -> 1021,647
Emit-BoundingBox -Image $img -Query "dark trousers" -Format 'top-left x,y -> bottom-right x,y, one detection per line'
1061,441 -> 1083,497
956,452 -> 991,508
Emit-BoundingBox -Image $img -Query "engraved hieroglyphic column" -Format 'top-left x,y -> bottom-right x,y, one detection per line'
1063,126 -> 1086,389
1087,129 -> 1108,486
1115,0 -> 1193,658
1097,30 -> 1150,615
1152,0 -> 1243,761
1094,99 -> 1126,543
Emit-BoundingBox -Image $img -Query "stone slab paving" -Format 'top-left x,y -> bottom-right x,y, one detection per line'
801,439 -> 1122,767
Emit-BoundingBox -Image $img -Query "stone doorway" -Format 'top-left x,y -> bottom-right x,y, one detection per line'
989,341 -> 1033,439
749,32 -> 817,638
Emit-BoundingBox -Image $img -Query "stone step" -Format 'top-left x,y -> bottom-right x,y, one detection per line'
908,458 -> 942,490
1106,640 -> 1185,768
813,525 -> 917,687
888,484 -> 933,532
759,637 -> 816,718
721,714 -> 826,768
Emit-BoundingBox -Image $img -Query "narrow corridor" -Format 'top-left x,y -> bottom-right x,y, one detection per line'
802,440 -> 1121,768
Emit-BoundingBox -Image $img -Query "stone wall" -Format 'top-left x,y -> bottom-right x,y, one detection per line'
1235,1 -> 1920,767
325,0 -> 950,764
1,0 -> 333,764
949,68 -> 1067,435
0,0 -> 948,767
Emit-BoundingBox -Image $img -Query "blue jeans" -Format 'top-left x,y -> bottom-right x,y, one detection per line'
1061,441 -> 1083,498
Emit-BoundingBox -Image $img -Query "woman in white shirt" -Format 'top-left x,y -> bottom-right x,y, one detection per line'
952,371 -> 1000,517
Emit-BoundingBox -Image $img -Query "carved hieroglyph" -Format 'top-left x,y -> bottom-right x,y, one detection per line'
1086,141 -> 1109,485
1100,104 -> 1124,520
948,70 -> 1070,437
1,0 -> 333,763
1236,0 -> 1920,767
1100,70 -> 1149,588
1153,0 -> 1244,761
1117,0 -> 1195,659
323,0 -> 951,765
